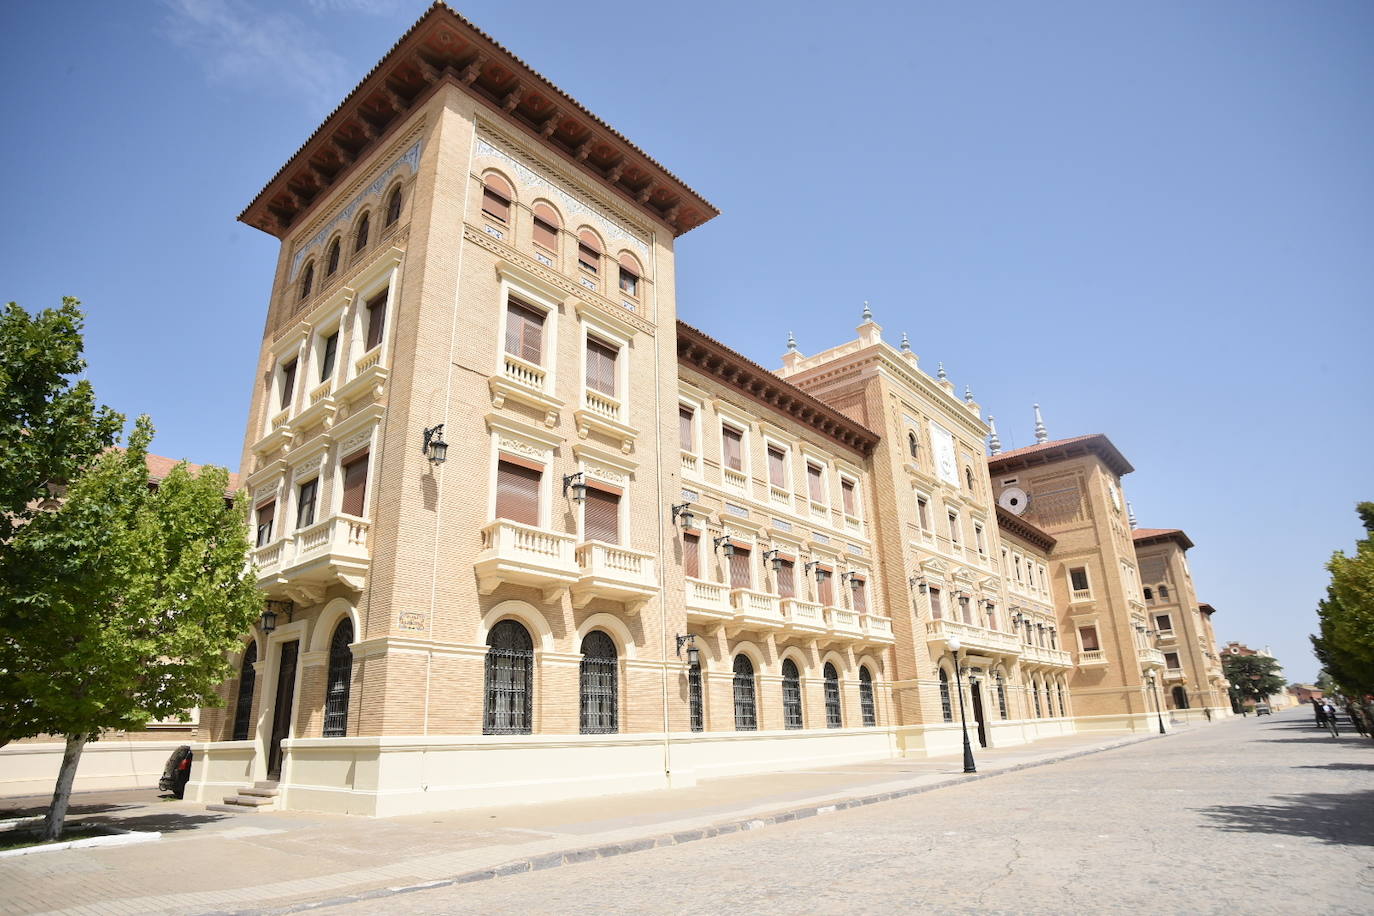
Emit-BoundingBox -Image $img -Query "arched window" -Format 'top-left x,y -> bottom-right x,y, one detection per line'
1045,679 -> 1057,717
482,174 -> 513,223
322,619 -> 353,737
579,630 -> 618,734
1159,585 -> 1170,599
231,641 -> 257,741
1172,685 -> 1190,709
908,431 -> 919,459
859,666 -> 877,727
688,654 -> 704,732
618,253 -> 641,297
1057,681 -> 1068,717
1032,679 -> 1043,717
1143,587 -> 1154,600
299,262 -> 314,301
577,230 -> 602,275
781,658 -> 803,729
824,662 -> 843,727
353,212 -> 370,253
995,672 -> 1008,719
384,185 -> 403,226
732,654 -> 757,730
939,668 -> 953,722
484,620 -> 533,734
325,238 -> 341,276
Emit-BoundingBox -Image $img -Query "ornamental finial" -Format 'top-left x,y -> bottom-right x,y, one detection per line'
1033,403 -> 1048,444
937,362 -> 948,381
862,300 -> 872,321
787,330 -> 797,353
987,415 -> 1002,456
964,385 -> 974,404
1128,501 -> 1138,528
900,332 -> 911,353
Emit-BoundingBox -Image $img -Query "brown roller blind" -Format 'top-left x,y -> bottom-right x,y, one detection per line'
1079,626 -> 1100,651
578,233 -> 601,273
505,300 -> 544,364
683,533 -> 700,579
279,360 -> 297,410
776,560 -> 795,598
850,578 -> 868,613
365,293 -> 387,351
729,547 -> 752,590
722,425 -> 743,470
340,453 -> 369,517
583,486 -> 620,544
586,338 -> 618,395
841,478 -> 856,515
679,406 -> 694,451
929,587 -> 942,619
533,215 -> 558,250
817,574 -> 833,606
482,181 -> 511,222
807,464 -> 825,502
495,460 -> 541,526
255,501 -> 275,547
767,446 -> 786,486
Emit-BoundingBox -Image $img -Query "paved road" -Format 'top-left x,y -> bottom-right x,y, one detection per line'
337,712 -> 1374,915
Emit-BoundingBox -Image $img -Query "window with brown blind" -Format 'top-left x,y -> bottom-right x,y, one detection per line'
532,203 -> 560,250
1079,626 -> 1100,651
729,547 -> 752,590
296,479 -> 318,530
683,533 -> 700,579
817,571 -> 833,606
841,478 -> 857,515
365,293 -> 387,351
776,559 -> 795,598
807,463 -> 825,502
1164,651 -> 1180,669
679,406 -> 694,452
482,176 -> 512,223
279,359 -> 298,411
850,577 -> 868,613
585,338 -> 618,396
767,445 -> 787,487
577,231 -> 601,273
340,453 -> 369,517
582,486 -> 620,544
721,425 -> 743,471
495,460 -> 541,526
618,255 -> 639,296
255,501 -> 275,547
505,299 -> 544,364
929,586 -> 943,619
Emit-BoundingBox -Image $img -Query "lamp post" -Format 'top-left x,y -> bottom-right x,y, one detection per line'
947,636 -> 977,773
1146,672 -> 1166,734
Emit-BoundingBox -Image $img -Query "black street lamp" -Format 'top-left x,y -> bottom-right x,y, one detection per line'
947,636 -> 977,773
1146,672 -> 1166,734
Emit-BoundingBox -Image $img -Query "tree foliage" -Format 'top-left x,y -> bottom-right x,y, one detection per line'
1221,653 -> 1286,705
1311,502 -> 1374,695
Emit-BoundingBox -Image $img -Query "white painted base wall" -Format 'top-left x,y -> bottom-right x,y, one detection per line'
0,740 -> 187,796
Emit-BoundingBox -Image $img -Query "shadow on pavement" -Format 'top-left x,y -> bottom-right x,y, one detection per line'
0,800 -> 145,819
1198,789 -> 1374,846
84,811 -> 227,834
1295,763 -> 1374,772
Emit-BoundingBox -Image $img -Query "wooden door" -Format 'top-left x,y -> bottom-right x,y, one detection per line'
266,640 -> 299,780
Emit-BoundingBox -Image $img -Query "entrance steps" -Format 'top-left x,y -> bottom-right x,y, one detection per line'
207,780 -> 280,813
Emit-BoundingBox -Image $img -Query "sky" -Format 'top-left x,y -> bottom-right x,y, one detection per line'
1,0 -> 1370,681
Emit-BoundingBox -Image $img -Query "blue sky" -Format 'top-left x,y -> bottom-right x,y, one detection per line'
2,0 -> 1370,681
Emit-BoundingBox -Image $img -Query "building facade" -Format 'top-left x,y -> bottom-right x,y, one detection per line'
188,4 -> 1230,816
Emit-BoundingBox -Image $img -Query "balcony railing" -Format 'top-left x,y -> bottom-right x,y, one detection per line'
862,614 -> 895,644
925,618 -> 1022,656
1021,644 -> 1073,667
680,451 -> 700,476
722,467 -> 747,490
355,347 -> 381,375
254,513 -> 371,600
572,541 -> 657,610
503,354 -> 547,393
475,519 -> 579,599
770,485 -> 791,508
1137,646 -> 1166,668
780,598 -> 827,634
732,588 -> 784,627
1071,588 -> 1093,602
828,606 -> 865,638
1078,649 -> 1106,665
584,388 -> 622,421
685,577 -> 732,622
309,380 -> 333,406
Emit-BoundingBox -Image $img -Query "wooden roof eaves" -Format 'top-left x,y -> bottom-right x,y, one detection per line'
994,506 -> 1057,552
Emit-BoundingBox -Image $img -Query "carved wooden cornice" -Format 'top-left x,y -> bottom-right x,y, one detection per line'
994,506 -> 1057,552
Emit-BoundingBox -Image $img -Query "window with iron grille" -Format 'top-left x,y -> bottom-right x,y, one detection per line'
1032,681 -> 1042,717
781,659 -> 803,729
688,661 -> 704,732
1045,681 -> 1056,716
996,674 -> 1008,719
322,619 -> 354,737
824,662 -> 843,728
939,668 -> 953,722
231,641 -> 257,741
1057,683 -> 1067,716
732,655 -> 757,730
859,666 -> 876,727
579,630 -> 618,734
484,620 -> 533,734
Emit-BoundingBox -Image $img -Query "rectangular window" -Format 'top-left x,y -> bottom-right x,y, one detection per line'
578,243 -> 600,274
683,533 -> 700,579
319,331 -> 339,383
947,511 -> 960,546
850,577 -> 867,613
928,586 -> 943,619
807,463 -> 825,502
365,292 -> 387,351
721,425 -> 744,471
340,452 -> 369,517
767,446 -> 787,487
729,547 -> 752,590
916,495 -> 930,530
776,559 -> 795,598
1164,651 -> 1181,669
679,406 -> 694,452
1156,614 -> 1173,632
495,459 -> 541,526
1070,567 -> 1090,592
295,479 -> 318,530
973,523 -> 986,555
1079,626 -> 1100,652
255,500 -> 275,547
279,359 -> 297,410
533,216 -> 558,251
585,337 -> 619,396
817,571 -> 834,606
482,186 -> 510,222
583,485 -> 621,544
618,265 -> 638,296
505,299 -> 544,365
841,478 -> 857,516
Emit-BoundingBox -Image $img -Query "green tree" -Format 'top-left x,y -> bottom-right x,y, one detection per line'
1221,653 -> 1286,707
1311,503 -> 1374,696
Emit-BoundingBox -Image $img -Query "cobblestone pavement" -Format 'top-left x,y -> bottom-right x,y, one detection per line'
336,711 -> 1374,916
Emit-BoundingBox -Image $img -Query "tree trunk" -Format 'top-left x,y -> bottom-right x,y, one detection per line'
41,733 -> 88,841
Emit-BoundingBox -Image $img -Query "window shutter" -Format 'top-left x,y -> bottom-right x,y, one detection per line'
582,486 -> 620,544
586,338 -> 617,395
722,426 -> 743,470
340,453 -> 369,517
679,407 -> 694,451
807,464 -> 824,502
505,300 -> 544,364
929,587 -> 942,619
578,232 -> 601,273
767,446 -> 786,486
365,293 -> 387,350
850,578 -> 867,613
841,479 -> 856,515
683,533 -> 700,579
482,178 -> 511,222
280,360 -> 297,410
533,217 -> 557,250
818,574 -> 833,606
296,479 -> 317,529
495,460 -> 541,526
729,548 -> 752,590
776,560 -> 795,598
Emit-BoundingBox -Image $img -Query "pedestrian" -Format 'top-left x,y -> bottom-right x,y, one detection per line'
1312,696 -> 1327,728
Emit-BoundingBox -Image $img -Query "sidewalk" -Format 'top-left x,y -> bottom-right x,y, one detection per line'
0,727 -> 1180,915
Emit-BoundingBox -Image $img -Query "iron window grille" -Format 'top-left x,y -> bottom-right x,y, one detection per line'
231,641 -> 257,741
1032,682 -> 1043,718
859,667 -> 877,727
688,662 -> 704,732
939,669 -> 953,723
824,663 -> 843,728
732,655 -> 757,731
996,675 -> 1009,719
579,631 -> 618,734
484,620 -> 534,735
322,620 -> 354,737
781,659 -> 803,729
1057,683 -> 1067,716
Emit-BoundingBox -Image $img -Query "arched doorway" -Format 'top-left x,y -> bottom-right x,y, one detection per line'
1171,685 -> 1190,709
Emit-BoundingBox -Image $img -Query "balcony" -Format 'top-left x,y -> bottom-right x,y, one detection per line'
731,588 -> 785,630
475,520 -> 579,600
333,347 -> 388,406
828,606 -> 866,639
1155,628 -> 1176,642
255,513 -> 371,604
571,541 -> 657,611
1078,649 -> 1107,666
780,598 -> 827,635
722,466 -> 748,491
685,577 -> 732,623
575,390 -> 637,453
1164,667 -> 1185,681
291,379 -> 338,432
1022,644 -> 1073,667
925,618 -> 1023,657
489,354 -> 562,427
680,450 -> 700,477
1070,588 -> 1093,602
252,408 -> 295,457
1137,646 -> 1166,669
861,614 -> 896,645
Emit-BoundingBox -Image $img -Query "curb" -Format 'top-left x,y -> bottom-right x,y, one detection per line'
223,732 -> 1166,916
